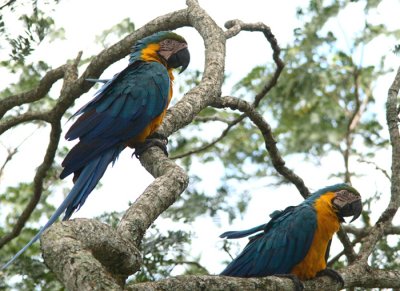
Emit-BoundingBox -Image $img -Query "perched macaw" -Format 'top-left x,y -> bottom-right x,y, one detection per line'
2,31 -> 190,269
220,183 -> 362,285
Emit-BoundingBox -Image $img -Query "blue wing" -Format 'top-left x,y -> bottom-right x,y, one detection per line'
220,203 -> 317,277
60,61 -> 170,179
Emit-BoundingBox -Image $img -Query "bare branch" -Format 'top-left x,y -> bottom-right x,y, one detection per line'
336,226 -> 357,263
224,19 -> 284,106
126,266 -> 400,290
0,64 -> 67,119
194,115 -> 232,123
0,121 -> 61,248
0,112 -> 50,135
41,218 -> 141,290
118,0 -> 225,246
344,224 -> 400,237
212,96 -> 310,198
0,0 -> 16,10
171,115 -> 244,159
357,158 -> 391,181
356,66 -> 400,262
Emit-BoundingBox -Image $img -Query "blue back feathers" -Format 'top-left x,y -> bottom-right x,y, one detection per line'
220,184 -> 356,277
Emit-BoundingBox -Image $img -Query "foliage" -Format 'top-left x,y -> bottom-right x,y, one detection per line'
0,0 -> 63,65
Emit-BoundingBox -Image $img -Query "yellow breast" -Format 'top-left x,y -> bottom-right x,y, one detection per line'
291,192 -> 340,280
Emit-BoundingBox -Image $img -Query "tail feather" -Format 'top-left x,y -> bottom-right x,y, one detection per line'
86,78 -> 111,84
219,223 -> 266,239
1,146 -> 122,269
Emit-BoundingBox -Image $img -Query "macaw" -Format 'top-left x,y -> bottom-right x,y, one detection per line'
2,31 -> 190,269
220,183 -> 362,286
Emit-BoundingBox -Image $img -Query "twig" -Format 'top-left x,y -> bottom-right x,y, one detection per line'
358,158 -> 391,181
212,96 -> 310,198
171,115 -> 244,159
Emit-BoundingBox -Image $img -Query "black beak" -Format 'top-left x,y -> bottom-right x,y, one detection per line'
338,198 -> 362,223
167,47 -> 190,74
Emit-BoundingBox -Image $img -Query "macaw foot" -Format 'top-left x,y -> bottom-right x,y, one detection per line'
274,274 -> 304,291
133,136 -> 169,158
148,132 -> 169,145
316,268 -> 344,288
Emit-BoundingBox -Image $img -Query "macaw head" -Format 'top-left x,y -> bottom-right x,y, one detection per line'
308,183 -> 362,223
130,31 -> 190,73
331,184 -> 362,223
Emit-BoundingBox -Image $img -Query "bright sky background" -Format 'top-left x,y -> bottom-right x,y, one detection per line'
1,0 -> 399,275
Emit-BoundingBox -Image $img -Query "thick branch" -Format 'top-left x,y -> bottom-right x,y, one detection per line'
126,266 -> 400,290
117,147 -> 189,246
41,219 -> 141,290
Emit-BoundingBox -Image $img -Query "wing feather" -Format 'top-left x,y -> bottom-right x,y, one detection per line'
221,203 -> 317,277
61,61 -> 170,179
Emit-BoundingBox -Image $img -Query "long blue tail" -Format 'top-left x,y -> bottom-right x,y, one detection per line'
1,146 -> 122,269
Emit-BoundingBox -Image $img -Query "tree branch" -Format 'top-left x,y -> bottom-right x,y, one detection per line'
224,19 -> 284,106
212,96 -> 310,198
41,219 -> 141,290
0,121 -> 61,248
356,66 -> 400,262
126,266 -> 400,290
0,64 -> 67,119
171,115 -> 244,159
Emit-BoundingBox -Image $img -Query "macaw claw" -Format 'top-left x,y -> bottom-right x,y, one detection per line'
316,268 -> 344,288
274,274 -> 304,291
133,137 -> 169,158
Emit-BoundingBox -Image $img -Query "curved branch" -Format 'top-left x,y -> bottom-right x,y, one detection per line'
0,65 -> 66,119
171,115 -> 244,159
0,121 -> 61,248
212,96 -> 310,198
0,112 -> 50,135
224,19 -> 284,107
118,0 -> 226,245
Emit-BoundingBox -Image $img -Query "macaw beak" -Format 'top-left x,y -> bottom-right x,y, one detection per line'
167,46 -> 190,74
333,190 -> 362,223
338,198 -> 362,222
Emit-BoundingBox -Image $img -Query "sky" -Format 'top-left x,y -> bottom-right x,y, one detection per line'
1,0 -> 400,275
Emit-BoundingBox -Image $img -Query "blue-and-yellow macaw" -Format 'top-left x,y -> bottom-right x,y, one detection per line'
2,31 -> 190,269
220,183 -> 362,286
